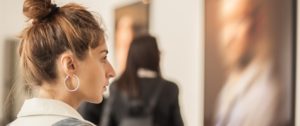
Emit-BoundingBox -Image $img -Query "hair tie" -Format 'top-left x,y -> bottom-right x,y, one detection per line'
39,4 -> 60,21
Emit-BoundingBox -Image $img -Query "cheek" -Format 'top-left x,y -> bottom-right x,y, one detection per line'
89,64 -> 106,86
80,63 -> 104,91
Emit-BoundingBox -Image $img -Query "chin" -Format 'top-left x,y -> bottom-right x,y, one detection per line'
87,94 -> 104,104
95,97 -> 104,103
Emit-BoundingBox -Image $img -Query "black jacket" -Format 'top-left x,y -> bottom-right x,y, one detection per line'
101,77 -> 184,126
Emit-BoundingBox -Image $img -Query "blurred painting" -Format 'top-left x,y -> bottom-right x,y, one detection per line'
204,0 -> 295,126
114,2 -> 150,74
1,39 -> 31,125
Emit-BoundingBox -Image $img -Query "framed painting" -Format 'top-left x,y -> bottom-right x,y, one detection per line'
204,0 -> 296,125
114,1 -> 150,74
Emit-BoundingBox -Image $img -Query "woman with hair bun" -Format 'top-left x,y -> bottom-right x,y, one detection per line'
9,0 -> 115,125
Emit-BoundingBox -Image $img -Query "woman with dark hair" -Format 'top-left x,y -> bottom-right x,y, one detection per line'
9,0 -> 115,125
101,35 -> 184,126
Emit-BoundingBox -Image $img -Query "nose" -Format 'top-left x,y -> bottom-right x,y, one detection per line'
106,61 -> 116,78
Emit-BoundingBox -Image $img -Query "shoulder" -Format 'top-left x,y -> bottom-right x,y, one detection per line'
161,79 -> 179,93
52,118 -> 94,126
8,116 -> 66,126
9,116 -> 95,126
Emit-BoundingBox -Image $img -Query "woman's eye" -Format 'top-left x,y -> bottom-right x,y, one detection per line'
101,56 -> 107,62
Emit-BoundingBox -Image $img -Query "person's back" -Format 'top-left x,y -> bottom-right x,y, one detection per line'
100,35 -> 184,126
105,77 -> 183,126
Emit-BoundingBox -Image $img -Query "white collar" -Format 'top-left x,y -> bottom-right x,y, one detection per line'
137,68 -> 157,78
18,98 -> 83,120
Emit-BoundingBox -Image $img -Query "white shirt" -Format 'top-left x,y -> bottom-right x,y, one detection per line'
215,61 -> 280,126
8,98 -> 95,126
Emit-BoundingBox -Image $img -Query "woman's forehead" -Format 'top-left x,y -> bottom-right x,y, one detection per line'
91,42 -> 108,54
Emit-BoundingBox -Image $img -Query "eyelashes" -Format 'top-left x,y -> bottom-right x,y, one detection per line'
100,56 -> 108,63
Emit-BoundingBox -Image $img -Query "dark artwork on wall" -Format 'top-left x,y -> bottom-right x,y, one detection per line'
204,0 -> 296,126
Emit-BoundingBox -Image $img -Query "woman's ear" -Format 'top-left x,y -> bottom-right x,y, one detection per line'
60,52 -> 77,75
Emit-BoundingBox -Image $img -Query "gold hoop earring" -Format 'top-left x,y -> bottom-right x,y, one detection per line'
64,75 -> 80,92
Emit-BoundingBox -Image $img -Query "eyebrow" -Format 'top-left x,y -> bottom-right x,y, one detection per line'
100,50 -> 108,54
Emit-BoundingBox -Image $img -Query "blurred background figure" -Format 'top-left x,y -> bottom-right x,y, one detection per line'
213,0 -> 292,125
100,35 -> 184,126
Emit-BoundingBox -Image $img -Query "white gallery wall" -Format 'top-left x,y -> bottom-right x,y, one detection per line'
150,0 -> 202,126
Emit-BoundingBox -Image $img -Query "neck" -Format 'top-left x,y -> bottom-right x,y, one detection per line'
37,82 -> 82,109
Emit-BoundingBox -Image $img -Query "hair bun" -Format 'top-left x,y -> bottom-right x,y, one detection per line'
23,0 -> 52,20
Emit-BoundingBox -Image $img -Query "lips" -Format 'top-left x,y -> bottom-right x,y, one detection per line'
103,86 -> 107,92
104,80 -> 109,86
102,80 -> 109,92
103,84 -> 108,92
